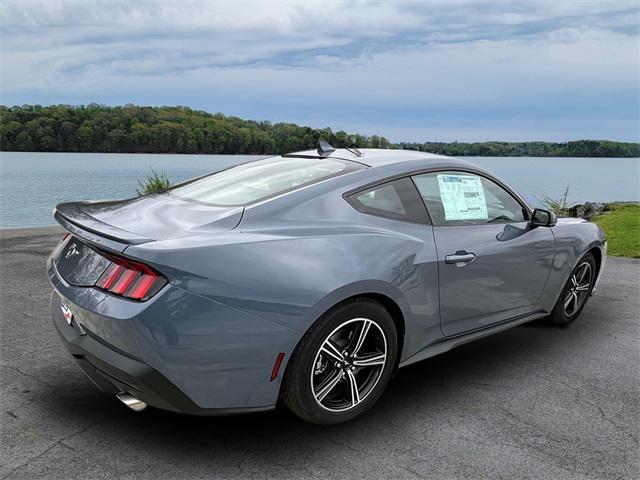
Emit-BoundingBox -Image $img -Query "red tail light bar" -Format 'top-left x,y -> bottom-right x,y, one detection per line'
96,253 -> 166,301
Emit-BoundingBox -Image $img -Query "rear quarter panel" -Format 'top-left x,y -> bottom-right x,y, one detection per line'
126,188 -> 441,368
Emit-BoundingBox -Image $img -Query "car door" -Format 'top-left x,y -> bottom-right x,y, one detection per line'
412,170 -> 555,336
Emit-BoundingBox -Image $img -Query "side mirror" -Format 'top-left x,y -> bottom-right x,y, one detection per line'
530,208 -> 557,227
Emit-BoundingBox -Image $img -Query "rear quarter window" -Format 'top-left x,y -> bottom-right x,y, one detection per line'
346,177 -> 430,224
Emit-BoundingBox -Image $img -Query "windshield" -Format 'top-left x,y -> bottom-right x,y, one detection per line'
171,157 -> 364,206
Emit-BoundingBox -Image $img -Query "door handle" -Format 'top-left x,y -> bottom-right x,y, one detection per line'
445,251 -> 476,266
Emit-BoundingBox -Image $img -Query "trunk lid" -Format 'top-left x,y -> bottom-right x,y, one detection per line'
55,194 -> 244,247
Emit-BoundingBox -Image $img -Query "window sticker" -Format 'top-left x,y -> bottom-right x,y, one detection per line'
437,174 -> 488,221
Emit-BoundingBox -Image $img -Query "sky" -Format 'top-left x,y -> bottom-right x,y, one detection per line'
1,0 -> 639,142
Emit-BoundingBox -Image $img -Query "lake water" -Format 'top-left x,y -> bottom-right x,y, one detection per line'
1,152 -> 638,229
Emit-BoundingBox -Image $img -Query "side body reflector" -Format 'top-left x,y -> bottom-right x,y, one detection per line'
270,352 -> 286,382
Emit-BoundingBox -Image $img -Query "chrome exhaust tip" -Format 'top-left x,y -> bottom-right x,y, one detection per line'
116,392 -> 147,412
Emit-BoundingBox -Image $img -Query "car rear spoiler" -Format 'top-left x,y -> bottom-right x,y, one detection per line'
54,202 -> 152,253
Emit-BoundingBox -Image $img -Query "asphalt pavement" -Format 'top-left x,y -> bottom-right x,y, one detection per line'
1,227 -> 638,479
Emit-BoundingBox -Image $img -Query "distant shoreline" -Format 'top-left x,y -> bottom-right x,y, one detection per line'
2,105 -> 639,158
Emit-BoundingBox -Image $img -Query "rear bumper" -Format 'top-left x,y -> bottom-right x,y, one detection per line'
51,291 -> 274,416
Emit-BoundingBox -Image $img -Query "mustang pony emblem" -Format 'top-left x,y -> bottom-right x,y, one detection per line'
65,242 -> 80,259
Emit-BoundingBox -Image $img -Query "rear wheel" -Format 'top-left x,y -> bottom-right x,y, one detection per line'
282,299 -> 397,425
550,252 -> 596,326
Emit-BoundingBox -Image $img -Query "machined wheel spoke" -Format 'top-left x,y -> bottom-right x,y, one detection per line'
352,320 -> 371,355
346,370 -> 360,406
577,263 -> 591,284
571,275 -> 578,287
315,370 -> 343,402
352,353 -> 386,367
564,292 -> 575,310
321,340 -> 345,364
575,283 -> 590,292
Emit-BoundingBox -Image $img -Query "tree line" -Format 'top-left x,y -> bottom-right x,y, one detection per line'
1,104 -> 638,157
397,140 -> 640,158
0,104 -> 390,155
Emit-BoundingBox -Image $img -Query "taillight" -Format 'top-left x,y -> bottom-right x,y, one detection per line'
95,253 -> 166,301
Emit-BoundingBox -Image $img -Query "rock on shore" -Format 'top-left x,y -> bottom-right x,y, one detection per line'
568,202 -> 608,219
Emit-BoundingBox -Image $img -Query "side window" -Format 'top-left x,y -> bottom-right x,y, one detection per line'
347,177 -> 429,224
412,171 -> 527,226
356,183 -> 406,214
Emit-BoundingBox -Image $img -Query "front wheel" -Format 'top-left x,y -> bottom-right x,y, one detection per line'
282,299 -> 398,425
549,252 -> 597,326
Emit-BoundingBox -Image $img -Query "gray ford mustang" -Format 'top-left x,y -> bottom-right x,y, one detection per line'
48,145 -> 606,424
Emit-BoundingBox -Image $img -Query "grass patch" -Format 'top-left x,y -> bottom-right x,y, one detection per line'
137,169 -> 172,195
592,204 -> 640,258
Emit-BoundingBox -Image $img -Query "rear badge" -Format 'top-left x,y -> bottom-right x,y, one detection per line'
60,302 -> 74,325
65,242 -> 81,259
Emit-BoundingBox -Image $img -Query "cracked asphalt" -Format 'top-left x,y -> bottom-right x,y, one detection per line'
1,227 -> 639,479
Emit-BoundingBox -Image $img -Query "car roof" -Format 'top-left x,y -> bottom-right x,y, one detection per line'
282,148 -> 465,168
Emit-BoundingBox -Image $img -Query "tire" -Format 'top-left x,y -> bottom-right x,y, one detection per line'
549,252 -> 597,326
282,298 -> 398,425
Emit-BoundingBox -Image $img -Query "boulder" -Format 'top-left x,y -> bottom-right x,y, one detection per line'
568,202 -> 608,219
